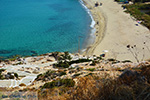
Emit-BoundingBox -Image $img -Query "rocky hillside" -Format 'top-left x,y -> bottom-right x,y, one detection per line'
0,52 -> 150,100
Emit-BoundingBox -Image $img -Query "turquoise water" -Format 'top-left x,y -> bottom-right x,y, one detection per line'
0,0 -> 91,58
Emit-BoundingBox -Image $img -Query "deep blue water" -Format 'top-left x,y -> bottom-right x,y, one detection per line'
0,0 -> 91,58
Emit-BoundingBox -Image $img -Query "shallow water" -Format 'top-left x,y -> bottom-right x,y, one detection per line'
0,0 -> 92,57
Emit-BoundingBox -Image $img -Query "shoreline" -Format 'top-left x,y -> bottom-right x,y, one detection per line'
82,0 -> 150,62
81,0 -> 106,56
0,0 -> 149,62
0,0 -> 98,59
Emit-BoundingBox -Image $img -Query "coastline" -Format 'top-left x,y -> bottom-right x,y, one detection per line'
81,0 -> 106,56
0,0 -> 149,62
82,0 -> 150,62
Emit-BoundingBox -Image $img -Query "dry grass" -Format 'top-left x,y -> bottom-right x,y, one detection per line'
36,63 -> 150,100
66,76 -> 100,100
66,75 -> 135,100
65,68 -> 150,100
141,64 -> 150,83
38,87 -> 69,100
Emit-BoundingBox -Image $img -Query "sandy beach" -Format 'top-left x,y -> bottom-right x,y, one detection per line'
83,0 -> 150,62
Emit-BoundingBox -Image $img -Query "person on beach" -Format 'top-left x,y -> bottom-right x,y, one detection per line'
100,3 -> 102,6
95,2 -> 99,7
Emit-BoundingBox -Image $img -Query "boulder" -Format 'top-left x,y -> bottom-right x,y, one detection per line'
19,83 -> 26,87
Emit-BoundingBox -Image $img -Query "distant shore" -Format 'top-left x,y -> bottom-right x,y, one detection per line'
83,0 -> 150,62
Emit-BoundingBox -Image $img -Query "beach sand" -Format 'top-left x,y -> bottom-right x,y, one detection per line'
83,0 -> 150,62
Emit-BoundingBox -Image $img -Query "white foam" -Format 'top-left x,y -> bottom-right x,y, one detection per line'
79,0 -> 96,28
81,49 -> 87,52
79,0 -> 96,53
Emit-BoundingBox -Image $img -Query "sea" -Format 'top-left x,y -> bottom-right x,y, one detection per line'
0,0 -> 95,58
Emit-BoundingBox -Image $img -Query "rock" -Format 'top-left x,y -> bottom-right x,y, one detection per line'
36,67 -> 40,70
25,71 -> 31,73
32,70 -> 39,74
47,59 -> 53,62
19,83 -> 26,87
18,68 -> 24,71
45,78 -> 48,81
75,53 -> 79,56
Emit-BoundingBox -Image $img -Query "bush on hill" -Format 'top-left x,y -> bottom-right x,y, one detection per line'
35,70 -> 56,81
42,79 -> 75,89
66,71 -> 150,100
54,58 -> 91,68
36,70 -> 67,81
87,68 -> 95,71
123,3 -> 150,29
14,73 -> 18,78
37,62 -> 150,100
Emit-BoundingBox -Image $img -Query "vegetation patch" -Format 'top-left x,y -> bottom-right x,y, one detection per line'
69,58 -> 92,65
0,69 -> 5,73
14,73 -> 18,78
54,58 -> 92,68
87,68 -> 95,71
36,70 -> 67,81
35,70 -> 56,81
123,3 -> 150,29
54,61 -> 70,68
90,60 -> 97,66
85,73 -> 93,77
59,72 -> 67,76
122,60 -> 132,63
73,73 -> 81,77
0,69 -> 18,80
42,79 -> 75,89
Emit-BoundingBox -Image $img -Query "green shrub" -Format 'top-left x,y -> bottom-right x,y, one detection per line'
59,72 -> 66,76
108,58 -> 116,61
73,73 -> 81,77
7,55 -> 21,61
54,58 -> 91,68
90,61 -> 97,66
54,61 -> 70,68
42,79 -> 75,89
0,69 -> 5,73
36,74 -> 43,79
14,73 -> 18,78
122,60 -> 132,63
85,73 -> 93,77
45,70 -> 55,75
9,75 -> 14,79
7,72 -> 11,75
69,58 -> 91,65
124,4 -> 150,29
12,62 -> 23,65
97,57 -> 102,60
87,68 -> 95,71
51,52 -> 60,60
36,70 -> 56,81
0,74 -> 3,79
